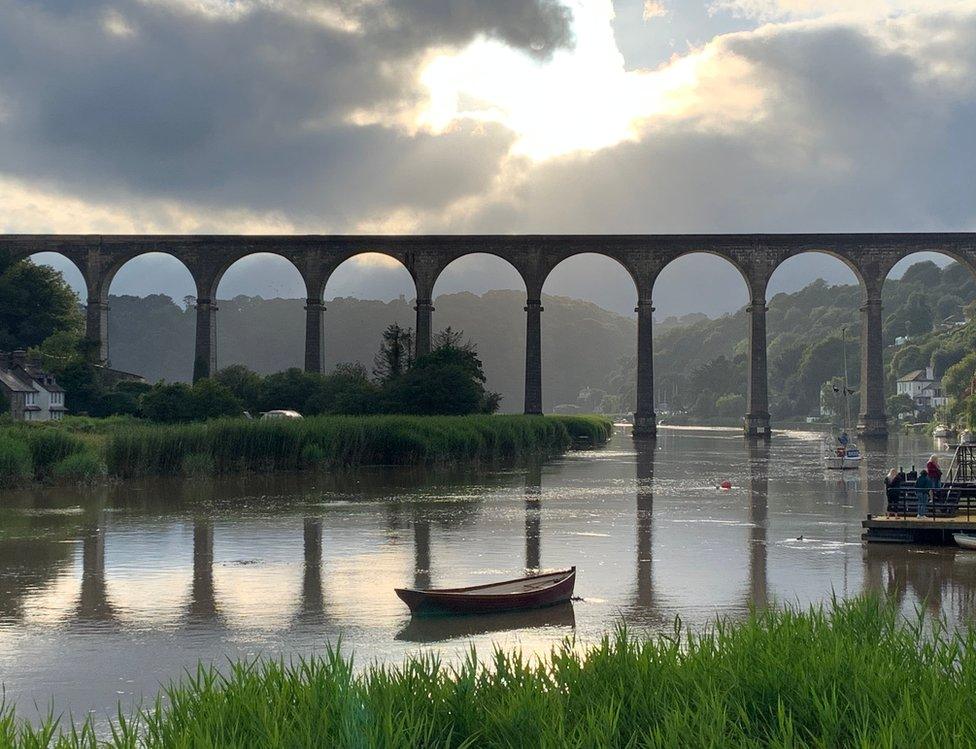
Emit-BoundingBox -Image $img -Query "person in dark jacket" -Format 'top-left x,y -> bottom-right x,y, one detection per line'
885,468 -> 903,510
916,469 -> 933,517
926,454 -> 943,488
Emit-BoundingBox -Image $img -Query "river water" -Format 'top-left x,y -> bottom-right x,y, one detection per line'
0,426 -> 970,724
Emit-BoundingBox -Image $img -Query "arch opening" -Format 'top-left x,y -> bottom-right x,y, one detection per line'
764,252 -> 862,426
321,253 -> 415,376
542,254 -> 636,416
105,252 -> 197,383
881,252 -> 976,427
431,253 -> 527,414
652,254 -> 750,423
215,253 -> 307,375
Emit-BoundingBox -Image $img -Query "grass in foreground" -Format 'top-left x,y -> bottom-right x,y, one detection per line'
3,597 -> 976,747
0,414 -> 612,485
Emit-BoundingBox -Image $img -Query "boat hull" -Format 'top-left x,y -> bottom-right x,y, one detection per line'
396,568 -> 576,616
955,533 -> 976,550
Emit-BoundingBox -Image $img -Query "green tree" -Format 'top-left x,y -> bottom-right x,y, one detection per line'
382,342 -> 500,415
887,393 -> 915,420
944,352 -> 976,401
190,379 -> 244,421
715,393 -> 745,418
0,259 -> 82,351
257,368 -> 322,412
213,364 -> 263,411
900,260 -> 942,288
373,324 -> 413,382
139,380 -> 242,422
304,363 -> 379,415
140,382 -> 196,423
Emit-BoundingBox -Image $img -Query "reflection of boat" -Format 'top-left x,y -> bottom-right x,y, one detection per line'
395,567 -> 576,616
395,601 -> 576,642
955,533 -> 976,550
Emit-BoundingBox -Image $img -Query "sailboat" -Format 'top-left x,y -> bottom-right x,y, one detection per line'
824,325 -> 861,470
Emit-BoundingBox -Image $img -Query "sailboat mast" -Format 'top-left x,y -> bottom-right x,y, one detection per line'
841,325 -> 852,430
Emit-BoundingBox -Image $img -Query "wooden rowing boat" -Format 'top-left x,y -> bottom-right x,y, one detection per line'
395,567 -> 576,616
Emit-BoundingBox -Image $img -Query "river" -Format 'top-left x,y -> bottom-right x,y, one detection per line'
0,425 -> 969,724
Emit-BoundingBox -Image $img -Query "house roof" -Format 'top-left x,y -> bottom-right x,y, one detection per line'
0,368 -> 36,393
21,365 -> 65,392
898,369 -> 934,383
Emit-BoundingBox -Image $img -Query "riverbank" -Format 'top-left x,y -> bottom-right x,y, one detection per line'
3,596 -> 972,746
0,414 -> 612,487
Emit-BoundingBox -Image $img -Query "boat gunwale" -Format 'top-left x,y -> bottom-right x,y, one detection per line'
395,567 -> 575,598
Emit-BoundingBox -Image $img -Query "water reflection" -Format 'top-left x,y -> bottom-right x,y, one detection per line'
396,602 -> 576,643
298,517 -> 324,624
747,441 -> 768,609
189,518 -> 218,623
525,462 -> 542,573
0,428 -> 970,723
628,437 -> 660,624
413,512 -> 431,591
77,516 -> 115,624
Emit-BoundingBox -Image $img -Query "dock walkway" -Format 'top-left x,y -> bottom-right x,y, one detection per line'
863,514 -> 976,545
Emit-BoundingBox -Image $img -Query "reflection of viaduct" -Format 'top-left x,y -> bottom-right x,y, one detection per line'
7,444 -> 792,629
5,234 -> 976,436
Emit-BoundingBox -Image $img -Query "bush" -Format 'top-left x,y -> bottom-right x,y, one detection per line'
139,380 -> 243,423
0,434 -> 32,487
50,451 -> 106,482
25,427 -> 87,476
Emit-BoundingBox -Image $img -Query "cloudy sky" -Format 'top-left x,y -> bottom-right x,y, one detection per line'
3,0 -> 974,316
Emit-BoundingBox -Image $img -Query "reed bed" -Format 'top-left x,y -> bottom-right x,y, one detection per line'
3,597 -> 976,747
0,415 -> 612,484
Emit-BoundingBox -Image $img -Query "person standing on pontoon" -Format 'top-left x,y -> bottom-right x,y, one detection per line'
926,454 -> 942,488
885,468 -> 903,507
916,469 -> 933,517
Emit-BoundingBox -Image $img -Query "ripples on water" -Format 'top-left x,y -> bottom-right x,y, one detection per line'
0,426 -> 968,722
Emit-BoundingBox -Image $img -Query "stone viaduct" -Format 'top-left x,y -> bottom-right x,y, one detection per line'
3,233 -> 976,439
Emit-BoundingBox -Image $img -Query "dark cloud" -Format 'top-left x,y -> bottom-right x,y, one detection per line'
431,10 -> 976,314
0,0 -> 569,222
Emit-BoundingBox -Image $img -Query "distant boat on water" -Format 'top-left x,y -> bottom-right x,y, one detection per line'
824,325 -> 860,470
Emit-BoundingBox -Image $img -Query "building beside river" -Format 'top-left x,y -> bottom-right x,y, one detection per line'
0,350 -> 67,421
896,366 -> 948,411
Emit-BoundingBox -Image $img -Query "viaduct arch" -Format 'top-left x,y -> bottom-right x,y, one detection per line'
5,234 -> 976,439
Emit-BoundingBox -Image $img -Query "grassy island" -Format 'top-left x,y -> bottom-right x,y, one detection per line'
3,597 -> 975,746
0,414 -> 613,486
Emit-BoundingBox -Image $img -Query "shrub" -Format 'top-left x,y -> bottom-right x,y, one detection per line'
0,434 -> 32,487
25,427 -> 86,476
50,451 -> 106,482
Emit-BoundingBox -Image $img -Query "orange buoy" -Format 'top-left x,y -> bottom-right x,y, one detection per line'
719,480 -> 732,490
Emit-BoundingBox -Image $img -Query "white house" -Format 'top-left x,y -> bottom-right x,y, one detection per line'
0,351 -> 67,421
896,366 -> 948,410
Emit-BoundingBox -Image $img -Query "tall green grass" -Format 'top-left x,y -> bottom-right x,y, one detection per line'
105,414 -> 611,478
3,597 -> 976,747
0,415 -> 612,484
